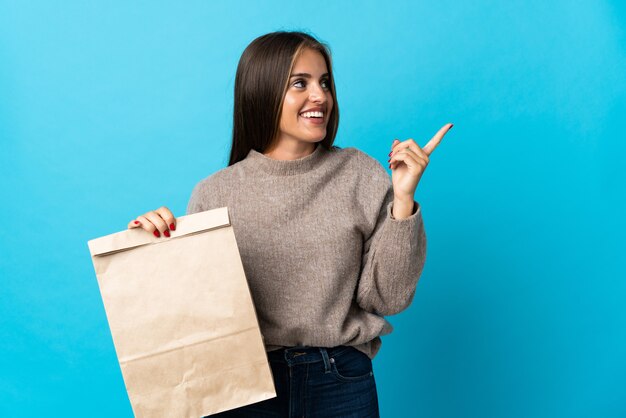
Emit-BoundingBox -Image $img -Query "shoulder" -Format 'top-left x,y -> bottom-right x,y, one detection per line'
187,164 -> 238,210
190,162 -> 239,193
332,146 -> 392,216
187,164 -> 239,214
328,146 -> 391,204
334,146 -> 389,184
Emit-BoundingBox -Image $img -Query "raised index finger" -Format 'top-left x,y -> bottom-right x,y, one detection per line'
422,123 -> 453,156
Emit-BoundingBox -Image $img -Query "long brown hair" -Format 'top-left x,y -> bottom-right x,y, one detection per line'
228,31 -> 340,166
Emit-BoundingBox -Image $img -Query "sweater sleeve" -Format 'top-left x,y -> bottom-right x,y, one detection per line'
355,157 -> 427,316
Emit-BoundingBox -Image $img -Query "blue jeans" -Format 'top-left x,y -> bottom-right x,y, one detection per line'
207,345 -> 380,417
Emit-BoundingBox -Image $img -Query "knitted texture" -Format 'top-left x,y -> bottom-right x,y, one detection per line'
186,143 -> 426,359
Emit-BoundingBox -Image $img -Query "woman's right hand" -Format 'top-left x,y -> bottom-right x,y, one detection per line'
127,206 -> 177,238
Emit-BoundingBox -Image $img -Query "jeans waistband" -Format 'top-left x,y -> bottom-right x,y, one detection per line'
266,345 -> 353,368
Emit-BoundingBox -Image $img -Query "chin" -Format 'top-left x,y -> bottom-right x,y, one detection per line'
308,132 -> 327,142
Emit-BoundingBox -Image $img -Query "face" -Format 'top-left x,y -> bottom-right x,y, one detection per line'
275,48 -> 334,147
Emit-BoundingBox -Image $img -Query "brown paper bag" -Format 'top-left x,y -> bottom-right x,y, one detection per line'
87,207 -> 276,417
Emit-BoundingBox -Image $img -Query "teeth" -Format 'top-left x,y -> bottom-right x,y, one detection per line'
300,111 -> 324,118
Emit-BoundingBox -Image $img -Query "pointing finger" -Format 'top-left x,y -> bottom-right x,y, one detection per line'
422,123 -> 453,156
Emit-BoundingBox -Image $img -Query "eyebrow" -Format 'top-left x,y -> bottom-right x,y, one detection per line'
289,72 -> 329,78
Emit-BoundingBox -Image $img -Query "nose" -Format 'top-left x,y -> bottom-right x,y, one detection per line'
308,82 -> 327,104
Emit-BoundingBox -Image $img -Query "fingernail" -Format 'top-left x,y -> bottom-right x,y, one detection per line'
449,124 -> 454,130
134,220 -> 140,225
389,164 -> 392,169
388,151 -> 392,157
170,223 -> 176,231
164,230 -> 170,238
153,230 -> 160,238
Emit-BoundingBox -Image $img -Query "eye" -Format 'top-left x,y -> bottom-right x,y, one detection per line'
292,78 -> 332,90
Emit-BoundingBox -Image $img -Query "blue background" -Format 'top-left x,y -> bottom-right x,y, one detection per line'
1,1 -> 625,417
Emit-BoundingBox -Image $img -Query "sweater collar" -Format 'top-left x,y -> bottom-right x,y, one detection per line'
244,143 -> 327,176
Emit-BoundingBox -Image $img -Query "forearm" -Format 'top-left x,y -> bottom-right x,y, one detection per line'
356,201 -> 427,315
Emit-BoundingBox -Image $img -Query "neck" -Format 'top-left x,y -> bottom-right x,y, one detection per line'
245,141 -> 327,176
263,140 -> 318,161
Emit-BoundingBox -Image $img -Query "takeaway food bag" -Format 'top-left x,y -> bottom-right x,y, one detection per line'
87,207 -> 276,417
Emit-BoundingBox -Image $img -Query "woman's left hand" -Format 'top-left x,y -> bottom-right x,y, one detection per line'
388,123 -> 453,198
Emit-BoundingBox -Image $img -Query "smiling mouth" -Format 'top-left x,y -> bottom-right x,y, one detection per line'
299,115 -> 326,125
299,111 -> 325,119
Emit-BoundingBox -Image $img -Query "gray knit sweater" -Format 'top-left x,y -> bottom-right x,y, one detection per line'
186,143 -> 426,359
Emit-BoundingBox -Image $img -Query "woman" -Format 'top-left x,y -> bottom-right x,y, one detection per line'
128,31 -> 451,417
